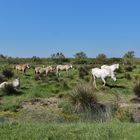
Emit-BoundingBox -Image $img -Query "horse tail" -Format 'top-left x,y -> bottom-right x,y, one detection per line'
35,69 -> 37,74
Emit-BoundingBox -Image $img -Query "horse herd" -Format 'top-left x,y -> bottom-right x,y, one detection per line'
15,63 -> 73,76
0,63 -> 119,90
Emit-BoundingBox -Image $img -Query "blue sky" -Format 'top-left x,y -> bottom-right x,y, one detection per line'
0,0 -> 140,58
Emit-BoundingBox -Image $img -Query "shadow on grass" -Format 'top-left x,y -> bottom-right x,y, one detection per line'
20,86 -> 30,90
0,89 -> 24,97
105,83 -> 127,89
25,74 -> 31,77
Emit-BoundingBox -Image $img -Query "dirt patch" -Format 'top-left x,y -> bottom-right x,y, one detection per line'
13,97 -> 64,122
130,97 -> 140,103
19,97 -> 62,113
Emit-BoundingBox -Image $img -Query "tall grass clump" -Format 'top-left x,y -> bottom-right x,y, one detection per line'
70,83 -> 98,112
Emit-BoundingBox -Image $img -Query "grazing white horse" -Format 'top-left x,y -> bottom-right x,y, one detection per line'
91,68 -> 116,88
56,64 -> 73,75
0,78 -> 20,89
101,64 -> 119,72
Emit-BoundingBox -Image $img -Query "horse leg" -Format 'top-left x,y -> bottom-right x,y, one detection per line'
58,72 -> 61,76
101,77 -> 106,87
23,69 -> 26,75
35,70 -> 36,75
56,69 -> 60,77
56,69 -> 59,75
92,75 -> 97,89
66,69 -> 69,75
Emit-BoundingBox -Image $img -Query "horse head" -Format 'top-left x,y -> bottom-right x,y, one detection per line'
115,64 -> 119,69
26,64 -> 30,69
12,77 -> 20,88
69,64 -> 73,69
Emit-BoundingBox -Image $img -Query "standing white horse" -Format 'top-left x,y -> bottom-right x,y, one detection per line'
91,68 -> 116,88
56,64 -> 73,75
101,64 -> 119,72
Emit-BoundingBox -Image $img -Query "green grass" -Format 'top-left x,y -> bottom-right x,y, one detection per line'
0,59 -> 140,139
0,121 -> 140,140
0,63 -> 138,118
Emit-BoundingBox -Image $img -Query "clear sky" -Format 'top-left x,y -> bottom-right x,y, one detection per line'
0,0 -> 140,58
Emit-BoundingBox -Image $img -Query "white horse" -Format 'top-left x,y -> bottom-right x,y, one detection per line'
0,82 -> 8,89
12,78 -> 20,89
56,64 -> 73,75
91,68 -> 116,88
101,64 -> 119,72
0,78 -> 20,90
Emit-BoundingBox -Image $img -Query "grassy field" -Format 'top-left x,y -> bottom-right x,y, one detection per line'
0,60 -> 137,111
0,58 -> 140,139
0,121 -> 140,140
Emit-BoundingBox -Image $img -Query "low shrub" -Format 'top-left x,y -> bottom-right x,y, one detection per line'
2,69 -> 14,79
125,65 -> 133,72
133,80 -> 140,97
115,107 -> 132,122
124,73 -> 132,80
78,66 -> 89,79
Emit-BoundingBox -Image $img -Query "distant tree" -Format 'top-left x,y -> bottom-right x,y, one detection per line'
74,52 -> 87,59
50,52 -> 69,64
32,56 -> 42,62
123,51 -> 135,59
123,51 -> 135,65
51,52 -> 65,59
0,54 -> 6,59
96,53 -> 107,60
